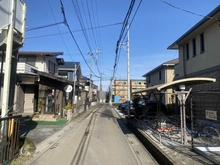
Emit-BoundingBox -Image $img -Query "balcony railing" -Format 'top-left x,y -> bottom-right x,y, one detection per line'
17,62 -> 38,74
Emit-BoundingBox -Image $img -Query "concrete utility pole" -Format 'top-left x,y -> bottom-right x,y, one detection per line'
109,78 -> 113,106
100,72 -> 102,91
89,54 -> 93,102
126,22 -> 131,118
2,0 -> 15,117
72,63 -> 77,105
88,49 -> 102,101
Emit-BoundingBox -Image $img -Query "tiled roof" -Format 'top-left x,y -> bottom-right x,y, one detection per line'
58,62 -> 80,68
142,58 -> 179,77
18,51 -> 63,56
163,58 -> 179,65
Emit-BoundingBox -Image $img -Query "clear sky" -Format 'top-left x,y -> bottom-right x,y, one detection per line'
21,0 -> 220,91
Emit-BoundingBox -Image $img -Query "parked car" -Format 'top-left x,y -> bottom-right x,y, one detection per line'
118,100 -> 133,114
134,100 -> 167,119
118,101 -> 127,112
124,101 -> 134,115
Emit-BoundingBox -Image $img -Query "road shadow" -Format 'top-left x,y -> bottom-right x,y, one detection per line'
19,115 -> 38,137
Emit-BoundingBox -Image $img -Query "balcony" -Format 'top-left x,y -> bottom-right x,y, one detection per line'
17,62 -> 38,74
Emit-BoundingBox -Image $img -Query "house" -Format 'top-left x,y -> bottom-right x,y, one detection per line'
58,62 -> 83,106
168,5 -> 220,122
91,83 -> 98,102
142,58 -> 179,109
112,79 -> 146,103
13,51 -> 74,116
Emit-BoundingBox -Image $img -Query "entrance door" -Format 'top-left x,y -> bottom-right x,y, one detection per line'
24,86 -> 34,114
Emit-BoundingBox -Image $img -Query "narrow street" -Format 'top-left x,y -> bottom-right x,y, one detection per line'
26,104 -> 158,165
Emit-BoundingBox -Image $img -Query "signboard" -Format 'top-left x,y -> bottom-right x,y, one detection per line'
205,110 -> 217,121
15,0 -> 26,35
64,85 -> 73,93
0,0 -> 26,36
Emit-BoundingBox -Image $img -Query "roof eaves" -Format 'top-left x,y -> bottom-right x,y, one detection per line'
18,51 -> 64,56
167,5 -> 220,50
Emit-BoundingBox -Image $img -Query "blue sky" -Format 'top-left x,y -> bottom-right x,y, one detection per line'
21,0 -> 220,91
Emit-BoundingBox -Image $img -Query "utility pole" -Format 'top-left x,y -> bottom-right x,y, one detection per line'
73,63 -> 77,106
2,0 -> 15,117
126,22 -> 131,118
100,72 -> 102,91
89,54 -> 93,102
109,78 -> 113,106
88,49 -> 102,102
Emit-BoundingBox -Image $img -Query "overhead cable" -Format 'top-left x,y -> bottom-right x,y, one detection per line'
48,0 -> 74,61
161,0 -> 219,20
60,0 -> 100,78
25,22 -> 123,39
26,21 -> 65,31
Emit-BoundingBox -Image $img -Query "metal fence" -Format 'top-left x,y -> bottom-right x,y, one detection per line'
0,115 -> 21,164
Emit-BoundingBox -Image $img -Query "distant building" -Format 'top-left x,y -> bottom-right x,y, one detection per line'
112,79 -> 146,103
142,58 -> 179,107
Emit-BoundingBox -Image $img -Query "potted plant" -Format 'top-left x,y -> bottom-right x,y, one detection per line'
64,102 -> 72,120
38,98 -> 43,114
65,102 -> 71,111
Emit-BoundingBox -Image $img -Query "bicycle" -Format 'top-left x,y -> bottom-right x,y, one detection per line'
168,121 -> 220,146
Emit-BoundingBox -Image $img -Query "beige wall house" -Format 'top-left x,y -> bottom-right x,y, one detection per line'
13,51 -> 75,117
142,58 -> 178,107
168,5 -> 220,122
112,79 -> 146,103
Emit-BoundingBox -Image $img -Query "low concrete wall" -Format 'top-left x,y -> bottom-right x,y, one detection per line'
126,118 -> 174,165
67,102 -> 98,122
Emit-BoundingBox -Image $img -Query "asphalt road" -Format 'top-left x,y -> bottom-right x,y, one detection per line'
24,104 -> 158,165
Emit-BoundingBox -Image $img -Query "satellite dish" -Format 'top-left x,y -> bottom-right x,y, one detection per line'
64,85 -> 73,93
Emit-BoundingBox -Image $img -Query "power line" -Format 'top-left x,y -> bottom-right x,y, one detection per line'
160,0 -> 219,20
72,0 -> 93,52
26,21 -> 65,31
48,0 -> 74,61
60,0 -> 100,78
121,0 -> 143,43
25,22 -> 123,39
71,0 -> 104,85
113,0 -> 143,82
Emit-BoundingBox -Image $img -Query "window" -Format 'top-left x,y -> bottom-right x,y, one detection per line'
159,70 -> 162,80
134,82 -> 141,85
148,76 -> 151,83
26,57 -> 36,66
192,38 -> 196,56
121,81 -> 126,85
48,60 -> 55,74
58,70 -> 68,79
200,33 -> 205,52
186,43 -> 189,60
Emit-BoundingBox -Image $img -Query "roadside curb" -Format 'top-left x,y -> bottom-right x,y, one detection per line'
194,147 -> 220,164
126,120 -> 175,165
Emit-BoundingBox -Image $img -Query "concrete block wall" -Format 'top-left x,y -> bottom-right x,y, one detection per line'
191,70 -> 220,123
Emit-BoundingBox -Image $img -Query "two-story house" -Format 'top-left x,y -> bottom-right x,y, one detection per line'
168,5 -> 220,122
142,58 -> 179,109
58,62 -> 83,106
14,51 -> 75,116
